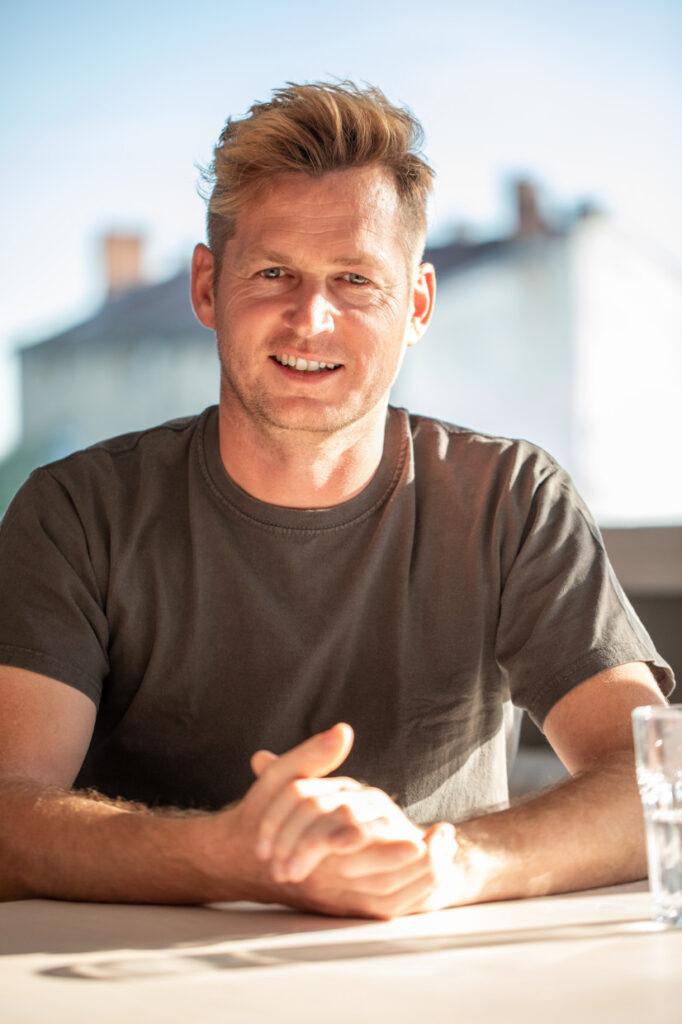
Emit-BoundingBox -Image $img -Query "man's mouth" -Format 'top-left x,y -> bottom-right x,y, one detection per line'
273,353 -> 342,374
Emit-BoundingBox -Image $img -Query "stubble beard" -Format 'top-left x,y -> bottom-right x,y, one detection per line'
218,360 -> 375,440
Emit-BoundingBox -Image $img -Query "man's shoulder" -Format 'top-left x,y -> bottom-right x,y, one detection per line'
400,408 -> 562,482
10,408 -> 217,523
69,408 -> 211,461
39,408 -> 214,482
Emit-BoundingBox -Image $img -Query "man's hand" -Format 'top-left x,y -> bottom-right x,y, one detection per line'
250,724 -> 424,881
225,723 -> 458,918
294,819 -> 459,919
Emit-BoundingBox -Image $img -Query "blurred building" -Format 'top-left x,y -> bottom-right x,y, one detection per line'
0,236 -> 217,508
22,234 -> 218,462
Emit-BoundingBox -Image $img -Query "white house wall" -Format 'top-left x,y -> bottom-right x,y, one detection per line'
571,216 -> 682,525
390,237 -> 575,470
22,335 -> 219,460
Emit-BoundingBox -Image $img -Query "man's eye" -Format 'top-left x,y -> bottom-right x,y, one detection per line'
260,267 -> 284,279
344,273 -> 369,286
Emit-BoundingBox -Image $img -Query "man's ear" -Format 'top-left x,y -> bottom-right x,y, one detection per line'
407,262 -> 436,347
191,243 -> 216,329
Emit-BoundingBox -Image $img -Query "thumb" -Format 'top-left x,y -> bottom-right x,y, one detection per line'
299,722 -> 355,777
250,723 -> 354,791
251,749 -> 278,778
425,822 -> 458,862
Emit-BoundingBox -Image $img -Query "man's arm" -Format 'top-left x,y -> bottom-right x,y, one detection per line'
0,665 -> 216,903
0,668 -> 429,908
250,663 -> 668,915
450,661 -> 665,904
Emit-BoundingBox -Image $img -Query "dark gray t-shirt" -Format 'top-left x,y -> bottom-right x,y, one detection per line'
0,406 -> 673,822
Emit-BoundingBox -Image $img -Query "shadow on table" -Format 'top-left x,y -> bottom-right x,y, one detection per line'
39,916 -> 664,982
1,900 -> 362,957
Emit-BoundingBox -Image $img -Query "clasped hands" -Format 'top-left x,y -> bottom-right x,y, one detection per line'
234,722 -> 458,918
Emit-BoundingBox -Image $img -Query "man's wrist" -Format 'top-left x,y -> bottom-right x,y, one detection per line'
181,802 -> 284,905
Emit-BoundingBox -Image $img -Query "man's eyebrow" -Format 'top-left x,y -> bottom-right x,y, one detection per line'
234,249 -> 289,270
237,248 -> 388,270
331,254 -> 387,269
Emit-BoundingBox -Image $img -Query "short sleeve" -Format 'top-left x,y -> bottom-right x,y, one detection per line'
0,468 -> 109,705
495,464 -> 675,727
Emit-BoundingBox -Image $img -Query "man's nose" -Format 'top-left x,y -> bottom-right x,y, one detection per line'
284,283 -> 335,338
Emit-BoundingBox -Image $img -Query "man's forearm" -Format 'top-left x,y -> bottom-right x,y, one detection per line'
450,750 -> 646,906
0,778 -> 256,904
0,727 -> 382,909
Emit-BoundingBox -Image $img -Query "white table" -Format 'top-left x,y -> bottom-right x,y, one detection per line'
2,882 -> 681,1023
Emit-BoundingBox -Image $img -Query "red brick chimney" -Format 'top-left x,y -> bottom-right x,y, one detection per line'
103,233 -> 144,299
514,180 -> 546,236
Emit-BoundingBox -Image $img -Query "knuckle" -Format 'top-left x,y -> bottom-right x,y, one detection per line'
302,794 -> 322,815
301,870 -> 325,897
285,779 -> 305,801
368,787 -> 394,808
335,803 -> 358,827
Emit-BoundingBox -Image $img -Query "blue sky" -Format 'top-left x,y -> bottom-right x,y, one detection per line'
1,0 -> 681,455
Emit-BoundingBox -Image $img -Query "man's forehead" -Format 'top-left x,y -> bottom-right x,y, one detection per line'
238,164 -> 401,219
226,166 -> 405,260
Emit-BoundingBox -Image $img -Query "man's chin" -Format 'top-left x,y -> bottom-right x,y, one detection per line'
256,397 -> 370,436
219,381 -> 378,437
263,411 -> 358,435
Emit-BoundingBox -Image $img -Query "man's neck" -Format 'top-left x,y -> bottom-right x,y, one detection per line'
217,403 -> 390,509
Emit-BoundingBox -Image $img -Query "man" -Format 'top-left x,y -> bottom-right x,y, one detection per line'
0,82 -> 673,918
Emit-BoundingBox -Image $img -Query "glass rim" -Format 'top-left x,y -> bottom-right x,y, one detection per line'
631,704 -> 682,721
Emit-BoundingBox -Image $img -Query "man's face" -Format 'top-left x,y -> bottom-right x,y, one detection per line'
194,164 -> 433,437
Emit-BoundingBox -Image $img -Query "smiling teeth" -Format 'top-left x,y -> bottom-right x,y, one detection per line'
275,353 -> 339,372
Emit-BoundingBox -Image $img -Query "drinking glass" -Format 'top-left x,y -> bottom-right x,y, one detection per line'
632,705 -> 682,926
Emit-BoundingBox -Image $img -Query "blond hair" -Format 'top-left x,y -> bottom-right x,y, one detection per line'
202,81 -> 434,274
